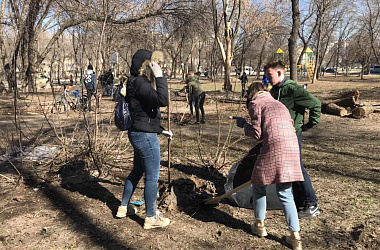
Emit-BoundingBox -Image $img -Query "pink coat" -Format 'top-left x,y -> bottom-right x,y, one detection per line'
244,92 -> 304,185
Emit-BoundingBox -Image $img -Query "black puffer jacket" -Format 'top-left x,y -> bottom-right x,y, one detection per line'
126,49 -> 168,133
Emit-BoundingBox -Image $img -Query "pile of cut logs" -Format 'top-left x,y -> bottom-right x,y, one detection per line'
321,90 -> 380,118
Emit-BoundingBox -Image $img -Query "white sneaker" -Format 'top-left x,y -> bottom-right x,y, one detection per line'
143,211 -> 170,229
116,205 -> 136,218
286,236 -> 302,250
251,224 -> 268,237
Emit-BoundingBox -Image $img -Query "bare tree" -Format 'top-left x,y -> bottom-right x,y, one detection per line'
212,0 -> 242,91
362,0 -> 380,63
297,3 -> 318,65
312,0 -> 343,82
289,0 -> 301,80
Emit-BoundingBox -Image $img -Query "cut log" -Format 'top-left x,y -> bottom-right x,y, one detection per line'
326,103 -> 348,116
330,90 -> 360,101
333,96 -> 357,108
352,106 -> 374,119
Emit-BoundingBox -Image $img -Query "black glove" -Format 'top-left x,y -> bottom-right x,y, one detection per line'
236,117 -> 248,128
301,122 -> 314,132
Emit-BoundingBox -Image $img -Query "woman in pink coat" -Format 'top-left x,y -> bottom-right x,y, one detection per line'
235,82 -> 304,250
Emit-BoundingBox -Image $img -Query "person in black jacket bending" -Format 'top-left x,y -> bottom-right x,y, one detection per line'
116,49 -> 171,229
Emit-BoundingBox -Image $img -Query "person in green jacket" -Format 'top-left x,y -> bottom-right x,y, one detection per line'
265,61 -> 321,219
187,70 -> 206,124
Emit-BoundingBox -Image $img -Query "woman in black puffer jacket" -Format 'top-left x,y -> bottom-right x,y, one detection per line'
116,49 -> 170,229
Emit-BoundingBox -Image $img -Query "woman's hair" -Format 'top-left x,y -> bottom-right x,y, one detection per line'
246,81 -> 267,108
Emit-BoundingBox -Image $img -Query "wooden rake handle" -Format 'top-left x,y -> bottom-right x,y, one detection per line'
167,91 -> 171,184
204,181 -> 251,205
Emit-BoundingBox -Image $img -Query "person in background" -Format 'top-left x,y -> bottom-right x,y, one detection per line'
236,81 -> 303,250
240,71 -> 248,97
116,49 -> 171,229
187,70 -> 206,124
195,71 -> 201,80
105,69 -> 114,96
83,65 -> 97,111
69,75 -> 74,89
265,61 -> 321,219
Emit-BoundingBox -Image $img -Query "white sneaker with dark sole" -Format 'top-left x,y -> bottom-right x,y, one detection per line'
116,205 -> 137,218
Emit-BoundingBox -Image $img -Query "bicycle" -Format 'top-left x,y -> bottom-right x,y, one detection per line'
51,88 -> 88,114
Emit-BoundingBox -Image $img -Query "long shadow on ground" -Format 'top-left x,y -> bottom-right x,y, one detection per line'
169,177 -> 286,248
58,161 -> 122,216
21,163 -> 131,250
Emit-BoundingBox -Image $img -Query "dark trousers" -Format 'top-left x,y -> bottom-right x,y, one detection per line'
292,133 -> 318,208
189,97 -> 194,116
194,92 -> 206,122
87,89 -> 98,111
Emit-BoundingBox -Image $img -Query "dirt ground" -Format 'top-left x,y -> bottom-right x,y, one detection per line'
0,75 -> 379,250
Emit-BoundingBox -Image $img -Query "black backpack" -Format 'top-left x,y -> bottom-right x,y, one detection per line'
114,78 -> 135,131
114,97 -> 132,131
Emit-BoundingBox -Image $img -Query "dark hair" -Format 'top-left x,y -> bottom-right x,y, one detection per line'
246,82 -> 267,108
87,64 -> 93,70
264,61 -> 285,72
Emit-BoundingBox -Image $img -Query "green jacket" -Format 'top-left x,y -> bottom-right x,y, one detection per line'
188,76 -> 204,99
270,78 -> 321,135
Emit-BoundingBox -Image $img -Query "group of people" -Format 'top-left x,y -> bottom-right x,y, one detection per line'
83,66 -> 126,111
114,49 -> 321,250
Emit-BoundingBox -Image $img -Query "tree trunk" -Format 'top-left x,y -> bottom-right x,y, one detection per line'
224,33 -> 232,91
256,38 -> 267,79
289,0 -> 300,80
25,0 -> 41,92
0,0 -> 7,71
313,16 -> 323,83
297,44 -> 307,65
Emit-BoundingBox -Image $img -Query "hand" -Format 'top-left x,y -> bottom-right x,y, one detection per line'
236,117 -> 248,128
162,130 -> 173,140
301,122 -> 313,132
149,61 -> 163,78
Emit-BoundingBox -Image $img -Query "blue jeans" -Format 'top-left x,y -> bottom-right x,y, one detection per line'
252,183 -> 300,232
121,131 -> 160,217
292,133 -> 318,208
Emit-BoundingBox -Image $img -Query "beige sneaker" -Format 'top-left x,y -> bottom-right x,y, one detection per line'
143,212 -> 170,229
116,205 -> 136,218
251,224 -> 268,237
286,235 -> 302,250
